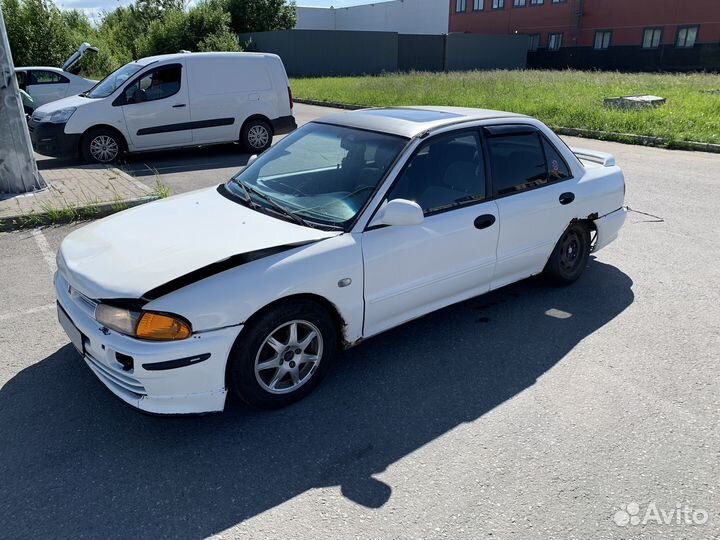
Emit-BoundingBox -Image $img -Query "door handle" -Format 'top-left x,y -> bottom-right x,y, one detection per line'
474,214 -> 496,230
172,103 -> 186,108
559,192 -> 575,205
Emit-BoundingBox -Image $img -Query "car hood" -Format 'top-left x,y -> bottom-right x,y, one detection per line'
58,186 -> 339,300
34,94 -> 92,117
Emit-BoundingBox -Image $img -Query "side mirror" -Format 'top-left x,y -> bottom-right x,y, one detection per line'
370,199 -> 424,228
247,154 -> 258,165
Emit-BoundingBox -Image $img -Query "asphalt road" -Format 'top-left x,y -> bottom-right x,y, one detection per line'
2,104 -> 719,539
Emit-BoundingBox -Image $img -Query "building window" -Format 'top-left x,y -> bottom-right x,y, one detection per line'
513,0 -> 526,6
642,28 -> 662,49
548,32 -> 563,50
528,33 -> 540,51
530,0 -> 543,4
551,0 -> 566,3
473,0 -> 484,10
492,0 -> 505,9
676,26 -> 698,48
594,30 -> 612,49
456,0 -> 467,12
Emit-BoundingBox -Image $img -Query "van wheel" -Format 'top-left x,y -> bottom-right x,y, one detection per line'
82,128 -> 124,164
241,119 -> 273,153
227,300 -> 337,409
543,222 -> 591,285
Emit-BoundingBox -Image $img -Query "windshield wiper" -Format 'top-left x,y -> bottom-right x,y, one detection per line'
235,180 -> 315,229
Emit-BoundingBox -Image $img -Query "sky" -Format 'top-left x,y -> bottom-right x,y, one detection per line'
56,0 -> 392,19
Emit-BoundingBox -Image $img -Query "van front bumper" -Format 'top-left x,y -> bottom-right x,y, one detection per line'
272,115 -> 297,135
28,120 -> 80,158
55,272 -> 240,415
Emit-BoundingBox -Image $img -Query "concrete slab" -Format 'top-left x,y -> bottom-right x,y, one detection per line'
0,164 -> 157,229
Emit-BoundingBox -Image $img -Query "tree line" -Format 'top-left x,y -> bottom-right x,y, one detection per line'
1,0 -> 296,76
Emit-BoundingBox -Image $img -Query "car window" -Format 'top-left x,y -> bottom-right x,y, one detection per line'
124,65 -> 181,104
29,70 -> 69,85
541,137 -> 571,181
386,132 -> 486,215
486,130 -> 569,196
227,123 -> 407,229
16,71 -> 26,89
87,62 -> 143,99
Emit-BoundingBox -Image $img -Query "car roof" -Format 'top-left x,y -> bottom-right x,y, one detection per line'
16,66 -> 67,72
135,51 -> 281,66
313,106 -> 529,139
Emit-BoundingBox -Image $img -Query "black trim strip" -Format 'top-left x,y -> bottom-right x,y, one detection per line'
143,239 -> 319,300
137,117 -> 234,136
143,353 -> 211,371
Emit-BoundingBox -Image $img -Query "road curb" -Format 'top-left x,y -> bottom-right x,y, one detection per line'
295,99 -> 720,154
0,195 -> 159,232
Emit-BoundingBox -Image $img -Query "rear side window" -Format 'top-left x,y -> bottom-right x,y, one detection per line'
29,70 -> 69,85
486,129 -> 570,196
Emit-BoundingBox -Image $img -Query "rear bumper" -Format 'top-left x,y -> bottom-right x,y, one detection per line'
28,120 -> 80,158
55,272 -> 240,415
593,207 -> 627,252
272,115 -> 297,135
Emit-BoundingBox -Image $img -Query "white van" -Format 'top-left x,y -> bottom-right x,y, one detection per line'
29,52 -> 296,163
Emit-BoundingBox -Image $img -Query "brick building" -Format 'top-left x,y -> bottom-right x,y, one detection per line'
449,0 -> 720,71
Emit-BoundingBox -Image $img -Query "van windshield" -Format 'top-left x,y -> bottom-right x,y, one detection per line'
85,63 -> 144,99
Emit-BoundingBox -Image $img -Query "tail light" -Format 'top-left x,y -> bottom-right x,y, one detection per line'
288,86 -> 293,109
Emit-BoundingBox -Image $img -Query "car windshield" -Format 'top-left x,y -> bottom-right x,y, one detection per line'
85,62 -> 144,98
226,123 -> 408,230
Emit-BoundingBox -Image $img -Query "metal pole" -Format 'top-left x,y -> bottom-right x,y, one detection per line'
0,5 -> 45,195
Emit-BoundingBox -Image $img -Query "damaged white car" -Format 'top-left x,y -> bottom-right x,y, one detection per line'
55,107 -> 627,414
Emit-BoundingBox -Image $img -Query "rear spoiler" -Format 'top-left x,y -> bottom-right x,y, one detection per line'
572,148 -> 616,167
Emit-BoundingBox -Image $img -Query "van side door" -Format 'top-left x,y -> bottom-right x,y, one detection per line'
116,62 -> 192,150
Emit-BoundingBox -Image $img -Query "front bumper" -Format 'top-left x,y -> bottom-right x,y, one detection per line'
55,272 -> 241,415
28,120 -> 80,158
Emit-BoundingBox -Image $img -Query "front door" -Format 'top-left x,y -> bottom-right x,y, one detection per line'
362,130 -> 499,337
120,63 -> 192,150
26,70 -> 70,107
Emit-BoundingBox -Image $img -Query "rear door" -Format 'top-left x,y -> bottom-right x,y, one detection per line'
118,62 -> 192,150
485,124 -> 578,289
26,70 -> 71,106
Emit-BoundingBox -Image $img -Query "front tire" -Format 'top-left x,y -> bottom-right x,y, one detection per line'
82,128 -> 124,164
543,221 -> 591,285
241,119 -> 273,153
228,300 -> 337,409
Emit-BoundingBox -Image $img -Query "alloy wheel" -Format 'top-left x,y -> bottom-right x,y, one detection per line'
89,135 -> 119,162
254,320 -> 323,395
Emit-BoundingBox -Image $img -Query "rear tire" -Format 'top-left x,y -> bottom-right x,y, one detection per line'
241,119 -> 273,153
227,300 -> 337,409
81,128 -> 125,164
542,221 -> 591,285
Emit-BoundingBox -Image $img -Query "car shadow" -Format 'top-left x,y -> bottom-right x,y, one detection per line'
36,143 -> 252,177
0,260 -> 633,539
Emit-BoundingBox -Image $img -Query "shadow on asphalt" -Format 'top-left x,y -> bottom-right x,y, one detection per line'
0,260 -> 633,539
36,143 -> 251,177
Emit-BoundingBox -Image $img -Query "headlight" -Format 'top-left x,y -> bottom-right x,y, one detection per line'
95,304 -> 191,341
47,107 -> 76,124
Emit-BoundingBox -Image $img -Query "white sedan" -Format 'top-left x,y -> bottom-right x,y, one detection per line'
55,107 -> 626,414
16,44 -> 98,109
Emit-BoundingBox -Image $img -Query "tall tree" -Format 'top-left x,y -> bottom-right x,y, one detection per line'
225,0 -> 296,35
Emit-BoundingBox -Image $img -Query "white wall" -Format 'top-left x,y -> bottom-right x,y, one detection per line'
296,0 -> 449,35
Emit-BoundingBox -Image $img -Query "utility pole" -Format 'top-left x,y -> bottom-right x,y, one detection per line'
0,5 -> 45,195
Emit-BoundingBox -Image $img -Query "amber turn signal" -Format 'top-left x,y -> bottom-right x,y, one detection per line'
136,312 -> 192,341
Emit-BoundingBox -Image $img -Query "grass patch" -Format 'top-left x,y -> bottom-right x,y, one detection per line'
291,70 -> 720,145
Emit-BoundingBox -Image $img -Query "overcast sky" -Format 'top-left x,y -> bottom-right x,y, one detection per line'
57,0 -> 391,19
